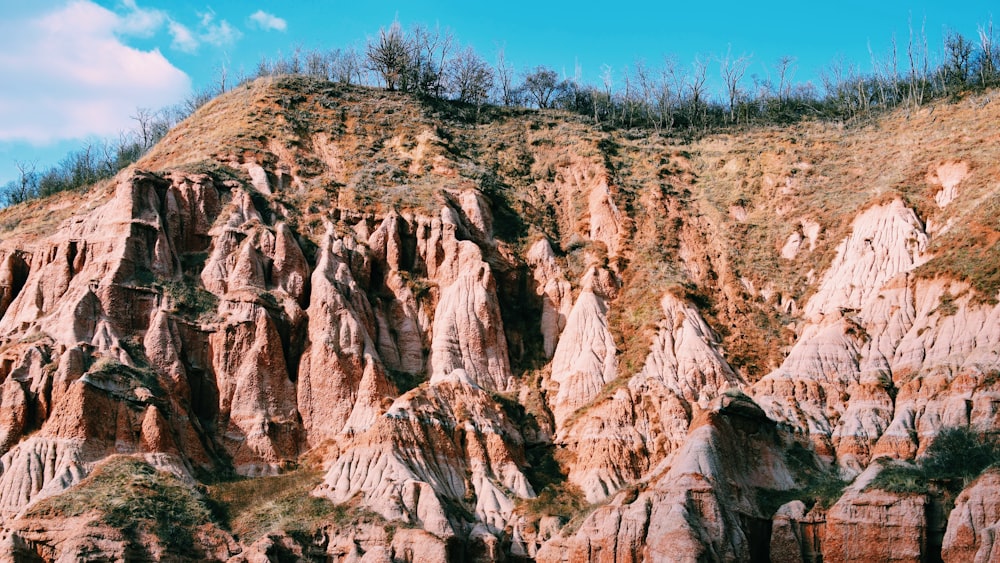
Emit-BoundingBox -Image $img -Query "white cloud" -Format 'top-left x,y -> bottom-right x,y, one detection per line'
158,9 -> 243,53
0,1 -> 191,144
118,1 -> 246,55
249,10 -> 287,32
117,0 -> 166,37
199,11 -> 242,47
168,19 -> 198,53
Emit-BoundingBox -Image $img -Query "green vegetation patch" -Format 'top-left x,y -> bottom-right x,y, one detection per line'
520,481 -> 589,523
517,435 -> 591,527
27,457 -> 213,555
916,190 -> 1000,305
917,238 -> 1000,305
867,426 -> 1000,494
206,469 -> 384,543
868,463 -> 929,494
757,442 -> 847,516
157,278 -> 219,322
84,358 -> 164,405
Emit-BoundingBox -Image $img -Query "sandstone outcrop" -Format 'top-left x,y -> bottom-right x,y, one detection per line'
526,239 -> 573,359
317,372 -> 534,537
822,462 -> 929,562
554,292 -> 742,504
537,393 -> 795,562
547,267 -> 619,428
769,500 -> 825,563
942,469 -> 1000,563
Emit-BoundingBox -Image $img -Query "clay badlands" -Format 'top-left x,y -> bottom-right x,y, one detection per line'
0,76 -> 998,561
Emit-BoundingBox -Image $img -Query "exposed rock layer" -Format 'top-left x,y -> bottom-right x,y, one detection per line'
0,76 -> 997,561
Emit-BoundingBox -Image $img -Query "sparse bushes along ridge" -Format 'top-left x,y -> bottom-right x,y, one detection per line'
1,107 -> 182,206
222,18 -> 1000,132
8,18 -> 1000,207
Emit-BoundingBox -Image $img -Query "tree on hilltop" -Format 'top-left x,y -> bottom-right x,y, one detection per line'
522,66 -> 565,109
366,22 -> 410,91
448,47 -> 494,108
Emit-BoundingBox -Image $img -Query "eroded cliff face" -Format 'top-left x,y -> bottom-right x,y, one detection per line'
0,76 -> 998,561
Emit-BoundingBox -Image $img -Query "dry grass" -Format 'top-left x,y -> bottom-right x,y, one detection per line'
0,178 -> 113,243
27,456 -> 213,555
664,92 -> 1000,377
206,469 -> 385,543
206,469 -> 326,541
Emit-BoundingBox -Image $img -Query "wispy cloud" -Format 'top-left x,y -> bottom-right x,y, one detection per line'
117,0 -> 166,37
0,1 -> 190,143
199,11 -> 242,47
168,19 -> 198,53
249,10 -> 287,32
114,1 -> 244,54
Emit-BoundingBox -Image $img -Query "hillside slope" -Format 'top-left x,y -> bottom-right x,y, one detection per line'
0,75 -> 997,561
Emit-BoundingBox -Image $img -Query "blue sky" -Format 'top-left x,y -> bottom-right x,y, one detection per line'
1,0 -> 996,186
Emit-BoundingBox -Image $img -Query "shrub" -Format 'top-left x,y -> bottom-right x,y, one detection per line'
868,463 -> 928,494
758,442 -> 847,516
157,279 -> 219,322
867,426 -> 1000,494
922,426 -> 999,482
85,357 -> 164,402
520,481 -> 588,523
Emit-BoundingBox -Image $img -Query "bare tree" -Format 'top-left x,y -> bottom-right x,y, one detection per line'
943,30 -> 974,89
820,55 -> 861,118
182,87 -> 215,116
868,42 -> 889,108
116,130 -> 142,167
663,56 -> 686,110
99,138 -> 120,177
719,48 -> 751,123
214,56 -> 230,94
892,33 -> 901,98
255,55 -> 272,78
619,65 -> 634,126
906,16 -> 930,108
448,46 -> 494,107
428,26 -> 455,95
522,66 -> 563,109
590,64 -> 614,125
329,48 -> 363,85
977,20 -> 997,86
305,49 -> 330,78
634,60 -> 658,129
405,24 -> 453,95
2,161 -> 38,206
366,22 -> 409,90
493,47 -> 516,106
271,50 -> 294,75
657,57 -> 683,131
688,55 -> 709,125
132,108 -> 157,150
600,64 -> 614,100
775,55 -> 796,102
348,48 -> 365,85
289,45 -> 302,75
